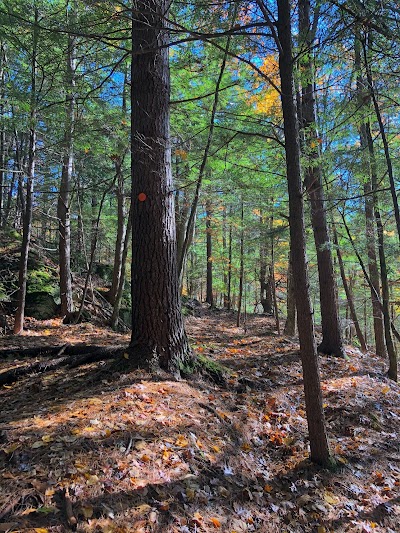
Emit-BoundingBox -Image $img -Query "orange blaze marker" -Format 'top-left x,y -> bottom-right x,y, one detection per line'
138,192 -> 147,202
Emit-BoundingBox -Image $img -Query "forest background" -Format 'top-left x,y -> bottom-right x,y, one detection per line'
0,1 -> 398,356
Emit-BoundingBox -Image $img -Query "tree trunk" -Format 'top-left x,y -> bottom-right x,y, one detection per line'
332,223 -> 367,352
284,250 -> 296,335
364,122 -> 397,381
236,200 -> 244,327
362,34 -> 400,247
130,0 -> 191,375
277,0 -> 331,465
299,0 -> 345,358
205,199 -> 214,306
58,20 -> 75,317
0,44 -> 6,227
109,156 -> 127,305
259,212 -> 273,314
222,205 -> 230,308
111,206 -> 132,330
14,10 -> 38,335
270,212 -> 280,335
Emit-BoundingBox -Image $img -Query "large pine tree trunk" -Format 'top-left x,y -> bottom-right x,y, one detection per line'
299,0 -> 345,358
58,24 -> 75,317
130,0 -> 191,374
277,0 -> 331,465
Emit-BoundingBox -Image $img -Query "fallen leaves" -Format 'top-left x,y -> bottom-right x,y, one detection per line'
0,314 -> 399,532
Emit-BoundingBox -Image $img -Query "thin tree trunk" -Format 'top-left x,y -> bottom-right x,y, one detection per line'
236,200 -> 244,327
227,216 -> 232,310
109,156 -> 127,305
362,34 -> 400,246
277,0 -> 331,465
270,212 -> 280,335
111,206 -> 132,330
177,10 -> 236,281
58,17 -> 75,316
284,250 -> 296,335
364,121 -> 397,381
0,44 -> 6,227
205,199 -> 214,306
14,10 -> 38,335
332,223 -> 367,352
299,0 -> 345,358
222,205 -> 229,308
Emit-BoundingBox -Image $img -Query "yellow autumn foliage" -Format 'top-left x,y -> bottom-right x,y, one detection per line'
248,54 -> 281,116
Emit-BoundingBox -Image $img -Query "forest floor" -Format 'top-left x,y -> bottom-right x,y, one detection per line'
0,311 -> 399,533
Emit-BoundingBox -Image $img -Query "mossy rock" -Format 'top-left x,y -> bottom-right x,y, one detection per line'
25,291 -> 59,320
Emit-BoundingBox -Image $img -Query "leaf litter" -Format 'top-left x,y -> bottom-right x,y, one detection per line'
0,312 -> 399,532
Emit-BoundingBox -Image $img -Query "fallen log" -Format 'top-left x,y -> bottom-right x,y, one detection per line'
0,345 -> 127,385
0,343 -> 117,360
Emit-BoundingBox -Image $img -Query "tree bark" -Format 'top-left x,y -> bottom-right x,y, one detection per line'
236,200 -> 244,327
205,199 -> 214,306
299,0 -> 345,358
14,10 -> 39,335
58,16 -> 75,317
109,155 -> 127,305
130,0 -> 192,375
277,0 -> 331,465
284,250 -> 296,335
332,223 -> 367,352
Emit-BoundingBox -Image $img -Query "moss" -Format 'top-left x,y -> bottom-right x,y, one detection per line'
27,268 -> 57,295
180,352 -> 229,386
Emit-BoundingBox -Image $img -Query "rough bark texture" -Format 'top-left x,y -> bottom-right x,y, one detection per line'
277,0 -> 331,465
130,0 -> 191,374
299,0 -> 345,358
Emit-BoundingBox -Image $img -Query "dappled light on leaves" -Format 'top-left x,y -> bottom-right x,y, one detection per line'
0,313 -> 399,531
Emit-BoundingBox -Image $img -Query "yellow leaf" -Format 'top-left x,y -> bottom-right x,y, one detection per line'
42,434 -> 53,443
21,507 -> 37,515
175,435 -> 189,447
2,443 -> 20,454
123,352 -> 129,359
210,517 -> 221,527
264,484 -> 273,493
241,442 -> 251,452
192,511 -> 203,525
324,491 -> 340,505
141,454 -> 151,462
317,527 -> 326,533
382,385 -> 390,394
35,529 -> 49,533
86,474 -> 99,485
